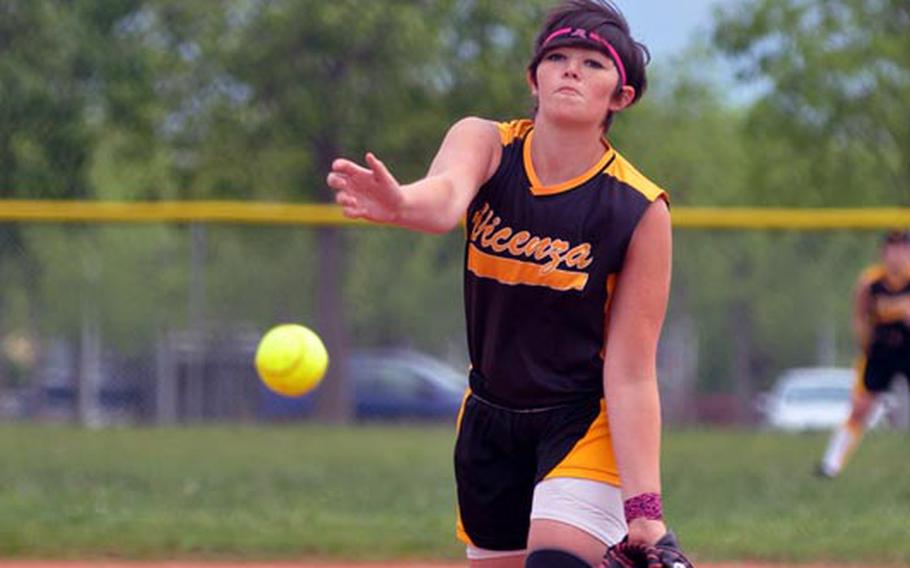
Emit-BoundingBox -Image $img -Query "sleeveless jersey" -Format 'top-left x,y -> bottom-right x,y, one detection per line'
861,265 -> 910,352
463,119 -> 667,409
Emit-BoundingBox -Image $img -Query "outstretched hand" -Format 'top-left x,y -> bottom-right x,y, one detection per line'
326,152 -> 404,223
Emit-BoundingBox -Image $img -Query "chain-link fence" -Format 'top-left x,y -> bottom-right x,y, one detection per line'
1,210 -> 908,427
0,217 -> 466,426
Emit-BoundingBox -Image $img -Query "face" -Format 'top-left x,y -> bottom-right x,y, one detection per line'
882,241 -> 910,273
529,46 -> 635,128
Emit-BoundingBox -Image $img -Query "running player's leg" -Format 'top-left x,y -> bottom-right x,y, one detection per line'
820,356 -> 891,477
819,390 -> 874,477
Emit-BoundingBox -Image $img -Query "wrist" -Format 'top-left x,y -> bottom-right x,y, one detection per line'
623,492 -> 663,522
626,518 -> 667,546
390,184 -> 411,224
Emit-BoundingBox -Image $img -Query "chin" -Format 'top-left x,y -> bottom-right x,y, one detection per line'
542,107 -> 601,128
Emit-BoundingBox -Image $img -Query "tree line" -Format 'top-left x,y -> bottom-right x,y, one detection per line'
0,0 -> 907,421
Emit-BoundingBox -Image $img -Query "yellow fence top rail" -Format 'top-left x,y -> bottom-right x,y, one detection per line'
673,207 -> 910,230
0,200 -> 357,226
1,200 -> 909,229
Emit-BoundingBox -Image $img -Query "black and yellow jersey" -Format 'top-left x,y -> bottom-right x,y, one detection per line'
861,264 -> 910,352
463,119 -> 667,409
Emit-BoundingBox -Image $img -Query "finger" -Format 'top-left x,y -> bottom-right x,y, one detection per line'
335,192 -> 358,208
342,204 -> 367,219
332,158 -> 372,178
326,172 -> 349,191
365,152 -> 395,185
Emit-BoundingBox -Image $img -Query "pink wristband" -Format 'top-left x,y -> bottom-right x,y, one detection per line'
623,492 -> 663,522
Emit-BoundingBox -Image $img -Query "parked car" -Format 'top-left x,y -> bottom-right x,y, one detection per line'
259,348 -> 468,421
755,366 -> 887,432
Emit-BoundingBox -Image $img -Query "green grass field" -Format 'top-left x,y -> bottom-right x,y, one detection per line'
0,424 -> 908,564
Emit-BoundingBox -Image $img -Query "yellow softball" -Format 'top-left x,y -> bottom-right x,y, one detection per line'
255,324 -> 329,397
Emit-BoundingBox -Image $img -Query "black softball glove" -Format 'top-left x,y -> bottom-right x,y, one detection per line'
602,531 -> 695,568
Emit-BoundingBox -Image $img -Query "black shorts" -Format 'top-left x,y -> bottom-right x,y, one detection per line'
453,391 -> 618,551
863,347 -> 910,393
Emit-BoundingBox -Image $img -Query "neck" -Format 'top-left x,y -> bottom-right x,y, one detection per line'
530,118 -> 608,186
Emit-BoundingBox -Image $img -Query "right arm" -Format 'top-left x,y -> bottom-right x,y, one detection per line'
853,275 -> 873,352
326,117 -> 502,234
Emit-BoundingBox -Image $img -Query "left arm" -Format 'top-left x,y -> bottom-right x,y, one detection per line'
602,199 -> 671,545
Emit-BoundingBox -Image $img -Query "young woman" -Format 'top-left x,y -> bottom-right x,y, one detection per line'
328,1 -> 692,566
818,230 -> 910,479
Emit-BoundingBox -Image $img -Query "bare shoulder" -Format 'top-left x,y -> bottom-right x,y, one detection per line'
642,198 -> 670,222
622,199 -> 671,277
448,116 -> 501,142
633,199 -> 672,241
432,116 -> 503,184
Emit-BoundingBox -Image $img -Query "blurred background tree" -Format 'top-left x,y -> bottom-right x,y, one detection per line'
0,0 -> 907,422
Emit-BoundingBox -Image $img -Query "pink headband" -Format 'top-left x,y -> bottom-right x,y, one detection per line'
542,27 -> 627,87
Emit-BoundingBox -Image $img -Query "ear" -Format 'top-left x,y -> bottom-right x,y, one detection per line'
526,69 -> 538,97
608,85 -> 637,112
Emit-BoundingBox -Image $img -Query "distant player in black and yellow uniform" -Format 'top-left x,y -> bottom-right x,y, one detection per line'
328,1 -> 693,566
818,230 -> 910,479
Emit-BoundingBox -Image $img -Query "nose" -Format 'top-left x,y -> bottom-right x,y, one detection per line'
562,57 -> 581,78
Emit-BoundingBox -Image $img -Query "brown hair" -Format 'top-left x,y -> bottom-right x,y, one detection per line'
883,230 -> 910,246
528,0 -> 650,131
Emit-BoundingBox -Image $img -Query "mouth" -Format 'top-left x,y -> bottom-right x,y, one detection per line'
555,86 -> 582,96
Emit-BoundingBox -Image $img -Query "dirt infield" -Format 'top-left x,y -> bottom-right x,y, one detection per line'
0,562 -> 883,568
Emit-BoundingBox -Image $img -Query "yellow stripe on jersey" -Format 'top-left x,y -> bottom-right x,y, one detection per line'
852,356 -> 868,397
496,119 -> 668,202
455,516 -> 474,547
544,399 -> 620,486
497,119 -> 534,146
454,391 -> 475,548
861,263 -> 910,291
604,273 -> 618,315
467,243 -> 589,291
604,151 -> 668,203
860,265 -> 886,287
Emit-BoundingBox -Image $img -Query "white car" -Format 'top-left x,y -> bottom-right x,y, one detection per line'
756,367 -> 887,432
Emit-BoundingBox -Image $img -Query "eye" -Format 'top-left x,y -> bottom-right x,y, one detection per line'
545,52 -> 566,62
585,59 -> 605,69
